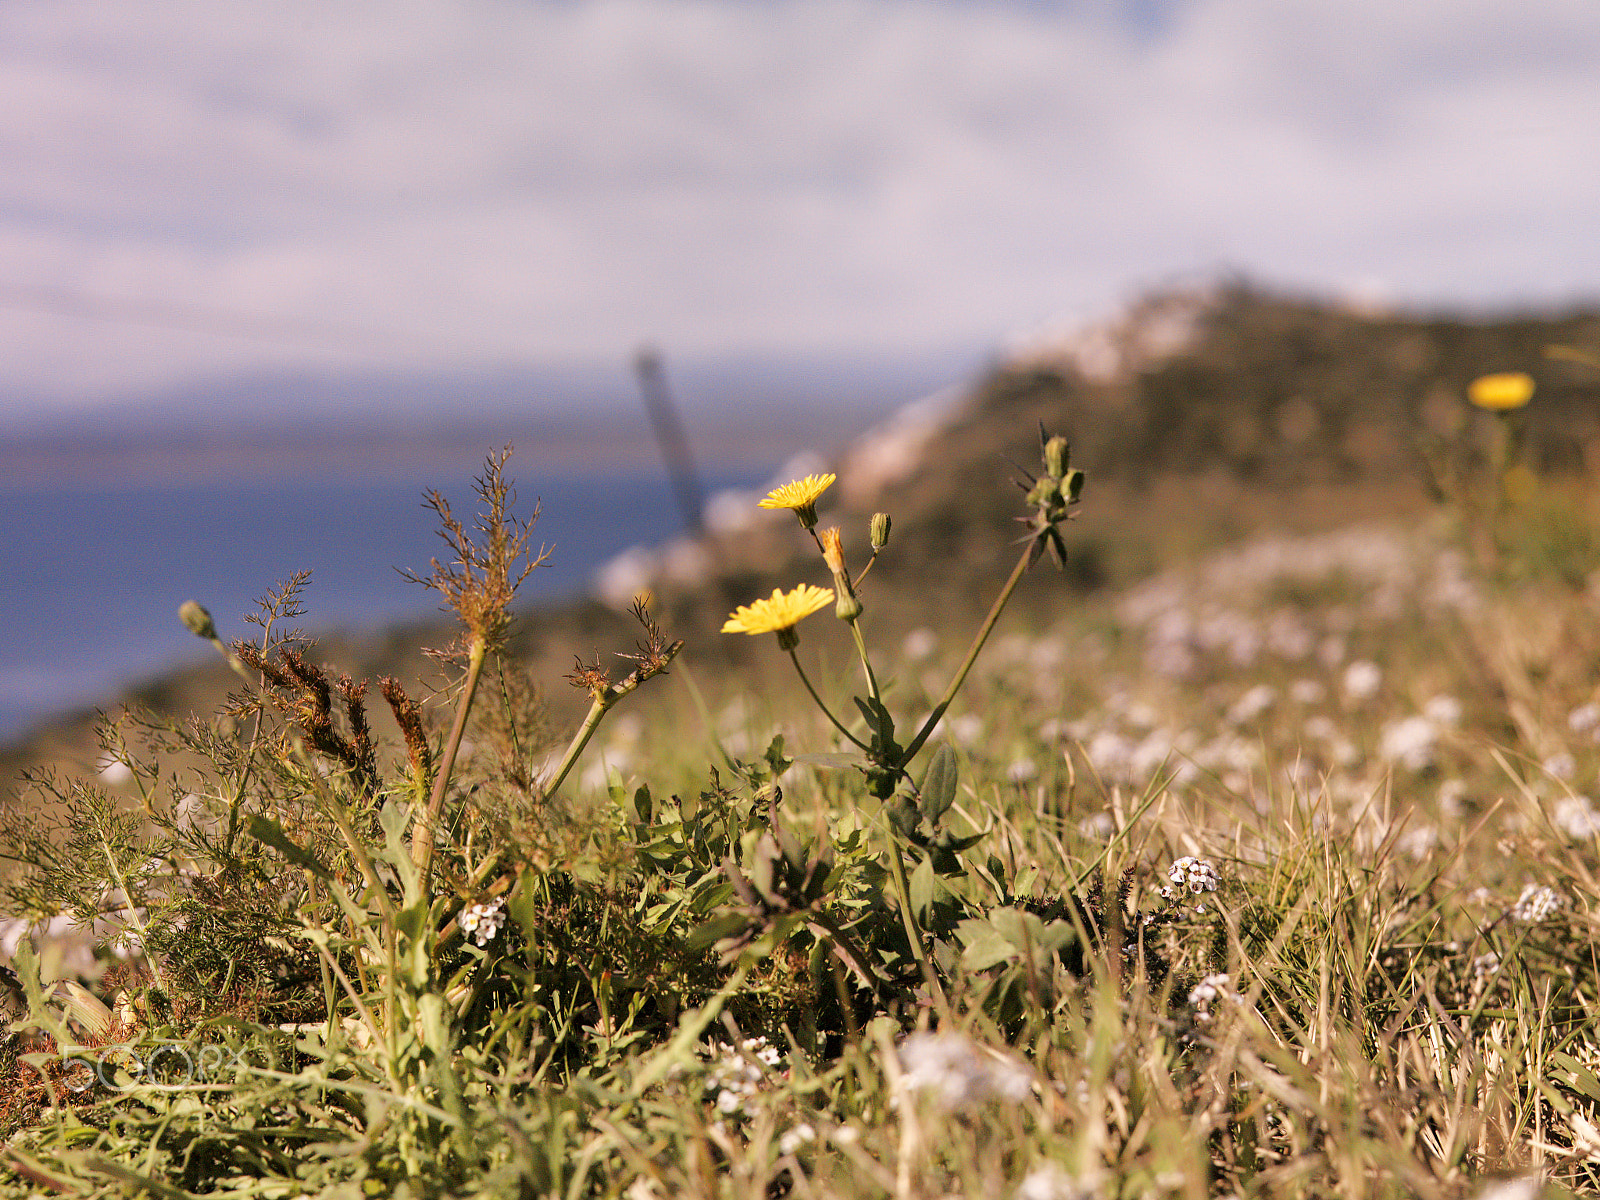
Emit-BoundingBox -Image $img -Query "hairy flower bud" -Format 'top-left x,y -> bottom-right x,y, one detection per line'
870,512 -> 891,551
179,601 -> 217,641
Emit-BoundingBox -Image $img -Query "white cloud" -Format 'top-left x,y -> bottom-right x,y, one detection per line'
1,0 -> 1597,411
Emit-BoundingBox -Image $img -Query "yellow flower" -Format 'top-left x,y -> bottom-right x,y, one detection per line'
1467,372 -> 1535,411
758,473 -> 836,529
722,583 -> 835,649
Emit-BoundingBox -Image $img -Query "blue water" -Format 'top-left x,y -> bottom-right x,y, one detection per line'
0,467 -> 765,745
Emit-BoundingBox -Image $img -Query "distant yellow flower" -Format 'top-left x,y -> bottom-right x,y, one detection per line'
723,583 -> 835,649
1467,372 -> 1535,411
758,473 -> 836,529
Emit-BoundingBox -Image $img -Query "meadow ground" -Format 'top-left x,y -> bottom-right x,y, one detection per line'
3,443 -> 1600,1199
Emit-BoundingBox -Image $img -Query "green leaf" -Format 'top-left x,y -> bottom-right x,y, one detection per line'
684,913 -> 751,954
919,742 -> 958,824
246,815 -> 335,882
763,734 -> 792,779
632,784 -> 653,824
853,696 -> 896,743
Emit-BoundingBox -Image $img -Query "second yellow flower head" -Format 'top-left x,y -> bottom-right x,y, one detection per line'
722,583 -> 835,649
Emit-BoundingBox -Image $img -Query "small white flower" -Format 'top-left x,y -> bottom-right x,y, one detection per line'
778,1122 -> 815,1155
1555,795 -> 1600,839
459,897 -> 507,947
1510,884 -> 1565,924
1473,1178 -> 1541,1200
1379,715 -> 1438,772
1570,703 -> 1600,735
1007,757 -> 1039,784
98,758 -> 134,786
1472,952 -> 1501,980
948,714 -> 984,745
1542,752 -> 1577,781
902,628 -> 938,661
1342,660 -> 1382,701
1423,694 -> 1463,727
1168,856 -> 1219,895
1016,1162 -> 1099,1200
1226,684 -> 1276,725
1289,678 -> 1326,705
1187,972 -> 1242,1025
897,1031 -> 1032,1111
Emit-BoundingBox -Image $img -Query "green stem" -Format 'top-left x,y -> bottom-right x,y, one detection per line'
412,635 -> 488,882
883,831 -> 950,1020
851,550 -> 880,589
899,541 -> 1034,767
787,648 -> 869,751
542,693 -> 612,801
542,638 -> 683,802
846,619 -> 882,705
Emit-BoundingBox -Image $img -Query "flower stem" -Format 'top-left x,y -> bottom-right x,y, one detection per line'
847,619 -> 882,705
541,693 -> 611,800
899,541 -> 1033,767
787,648 -> 870,751
412,635 -> 488,883
884,829 -> 950,1020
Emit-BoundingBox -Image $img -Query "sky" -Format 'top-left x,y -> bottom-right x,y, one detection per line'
3,0 -> 1598,432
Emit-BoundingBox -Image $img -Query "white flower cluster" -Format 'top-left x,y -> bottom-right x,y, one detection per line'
1554,795 -> 1600,839
1187,972 -> 1240,1024
1168,856 -> 1220,895
706,1037 -> 783,1118
1015,1161 -> 1102,1200
777,1122 -> 816,1155
897,1030 -> 1032,1112
1510,884 -> 1565,924
459,897 -> 507,947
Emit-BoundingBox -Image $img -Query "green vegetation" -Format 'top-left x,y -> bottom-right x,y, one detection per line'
4,410 -> 1600,1200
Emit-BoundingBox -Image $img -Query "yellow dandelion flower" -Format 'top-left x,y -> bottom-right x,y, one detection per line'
722,583 -> 835,649
1467,372 -> 1535,411
758,473 -> 836,529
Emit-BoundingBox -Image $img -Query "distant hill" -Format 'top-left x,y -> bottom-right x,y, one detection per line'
8,281 -> 1600,786
784,282 -> 1600,595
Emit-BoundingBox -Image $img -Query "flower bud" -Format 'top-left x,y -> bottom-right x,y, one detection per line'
835,589 -> 863,622
179,601 -> 217,641
1044,435 -> 1071,480
819,527 -> 847,575
870,512 -> 891,551
1059,468 -> 1084,505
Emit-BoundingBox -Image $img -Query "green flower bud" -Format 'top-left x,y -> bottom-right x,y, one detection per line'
870,512 -> 891,551
1059,468 -> 1084,505
1044,435 -> 1071,480
834,589 -> 863,623
180,601 -> 217,641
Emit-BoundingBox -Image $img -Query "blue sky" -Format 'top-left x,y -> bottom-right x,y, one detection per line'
2,0 -> 1597,427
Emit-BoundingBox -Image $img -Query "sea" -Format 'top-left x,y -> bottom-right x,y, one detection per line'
0,465 -> 771,747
